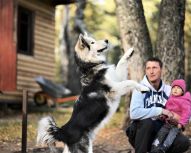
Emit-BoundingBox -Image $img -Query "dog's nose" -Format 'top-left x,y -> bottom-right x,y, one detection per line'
105,39 -> 109,43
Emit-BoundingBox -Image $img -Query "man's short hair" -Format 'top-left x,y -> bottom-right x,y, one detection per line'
145,57 -> 163,68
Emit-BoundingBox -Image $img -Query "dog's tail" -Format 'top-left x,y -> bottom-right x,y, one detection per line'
37,116 -> 61,146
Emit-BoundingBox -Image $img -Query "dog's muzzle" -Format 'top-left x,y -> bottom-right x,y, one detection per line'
97,46 -> 108,53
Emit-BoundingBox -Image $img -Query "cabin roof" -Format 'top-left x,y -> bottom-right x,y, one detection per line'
24,0 -> 77,7
51,0 -> 77,5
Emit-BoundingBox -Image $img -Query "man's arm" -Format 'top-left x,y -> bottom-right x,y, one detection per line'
130,90 -> 163,120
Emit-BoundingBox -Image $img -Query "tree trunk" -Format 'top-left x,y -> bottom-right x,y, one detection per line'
67,0 -> 87,94
59,6 -> 81,94
115,0 -> 153,81
115,0 -> 153,128
156,0 -> 186,84
60,6 -> 70,84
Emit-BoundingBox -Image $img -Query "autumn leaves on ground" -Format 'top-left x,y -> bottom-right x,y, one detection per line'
0,104 -> 191,153
0,103 -> 133,153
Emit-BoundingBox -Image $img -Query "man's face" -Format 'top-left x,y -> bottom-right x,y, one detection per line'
145,61 -> 162,83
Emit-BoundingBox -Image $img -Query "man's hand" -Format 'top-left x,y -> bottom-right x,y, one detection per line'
178,124 -> 183,129
162,109 -> 180,121
135,84 -> 150,92
171,112 -> 180,122
162,109 -> 173,118
162,110 -> 181,125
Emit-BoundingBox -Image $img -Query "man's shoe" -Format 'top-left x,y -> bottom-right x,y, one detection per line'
158,145 -> 168,153
150,145 -> 166,153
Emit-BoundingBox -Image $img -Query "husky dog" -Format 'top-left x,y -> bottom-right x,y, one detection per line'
37,33 -> 149,153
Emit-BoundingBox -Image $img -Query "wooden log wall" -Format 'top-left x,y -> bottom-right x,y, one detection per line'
0,0 -> 55,103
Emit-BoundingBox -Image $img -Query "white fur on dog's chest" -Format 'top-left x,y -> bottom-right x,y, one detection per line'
105,65 -> 120,82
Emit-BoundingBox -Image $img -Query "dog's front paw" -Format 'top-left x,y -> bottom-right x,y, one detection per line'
124,47 -> 134,59
136,84 -> 150,92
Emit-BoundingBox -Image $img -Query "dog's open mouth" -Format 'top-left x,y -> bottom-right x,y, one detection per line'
97,46 -> 108,53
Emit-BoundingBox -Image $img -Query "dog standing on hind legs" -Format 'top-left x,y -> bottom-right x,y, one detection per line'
37,33 -> 149,153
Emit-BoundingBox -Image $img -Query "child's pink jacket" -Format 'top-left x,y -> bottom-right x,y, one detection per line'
165,92 -> 191,126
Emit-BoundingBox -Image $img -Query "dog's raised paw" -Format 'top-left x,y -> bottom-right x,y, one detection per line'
136,84 -> 150,92
124,47 -> 134,59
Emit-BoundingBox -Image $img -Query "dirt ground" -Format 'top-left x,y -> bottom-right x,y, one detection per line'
1,127 -> 191,153
0,127 -> 133,153
0,104 -> 133,153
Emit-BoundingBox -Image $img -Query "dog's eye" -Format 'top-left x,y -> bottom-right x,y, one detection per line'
91,42 -> 95,44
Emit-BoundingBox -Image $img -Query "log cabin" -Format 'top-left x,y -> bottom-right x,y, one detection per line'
0,0 -> 76,104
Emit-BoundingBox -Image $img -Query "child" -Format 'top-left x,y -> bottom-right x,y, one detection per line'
150,79 -> 191,153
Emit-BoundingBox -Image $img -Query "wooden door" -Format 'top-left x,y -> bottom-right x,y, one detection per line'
0,0 -> 16,91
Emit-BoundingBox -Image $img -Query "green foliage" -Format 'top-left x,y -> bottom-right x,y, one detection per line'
185,0 -> 191,91
55,0 -> 191,87
84,0 -> 119,44
142,0 -> 160,50
143,0 -> 191,53
185,0 -> 191,47
84,0 -> 122,64
0,108 -> 73,142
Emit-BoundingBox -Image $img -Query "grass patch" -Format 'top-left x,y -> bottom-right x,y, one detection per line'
0,106 -> 73,143
0,99 -> 126,144
0,119 -> 22,142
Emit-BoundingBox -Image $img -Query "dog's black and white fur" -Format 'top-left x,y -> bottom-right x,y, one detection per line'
37,33 -> 149,153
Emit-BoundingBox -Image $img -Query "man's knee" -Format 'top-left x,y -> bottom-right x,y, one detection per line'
180,136 -> 190,152
168,134 -> 190,153
126,119 -> 153,136
139,118 -> 153,131
126,119 -> 154,146
127,119 -> 154,137
126,121 -> 137,146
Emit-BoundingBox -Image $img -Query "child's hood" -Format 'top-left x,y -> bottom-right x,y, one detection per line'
140,75 -> 171,93
171,91 -> 191,102
183,92 -> 191,102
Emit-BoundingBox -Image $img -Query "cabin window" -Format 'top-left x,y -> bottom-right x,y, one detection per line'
17,6 -> 34,55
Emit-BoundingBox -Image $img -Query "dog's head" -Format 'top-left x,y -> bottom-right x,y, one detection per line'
75,33 -> 109,63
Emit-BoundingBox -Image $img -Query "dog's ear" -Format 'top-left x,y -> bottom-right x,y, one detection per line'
75,34 -> 89,52
78,34 -> 90,50
83,31 -> 88,37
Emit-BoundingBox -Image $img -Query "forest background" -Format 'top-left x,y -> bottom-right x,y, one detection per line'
55,0 -> 191,95
53,0 -> 191,127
